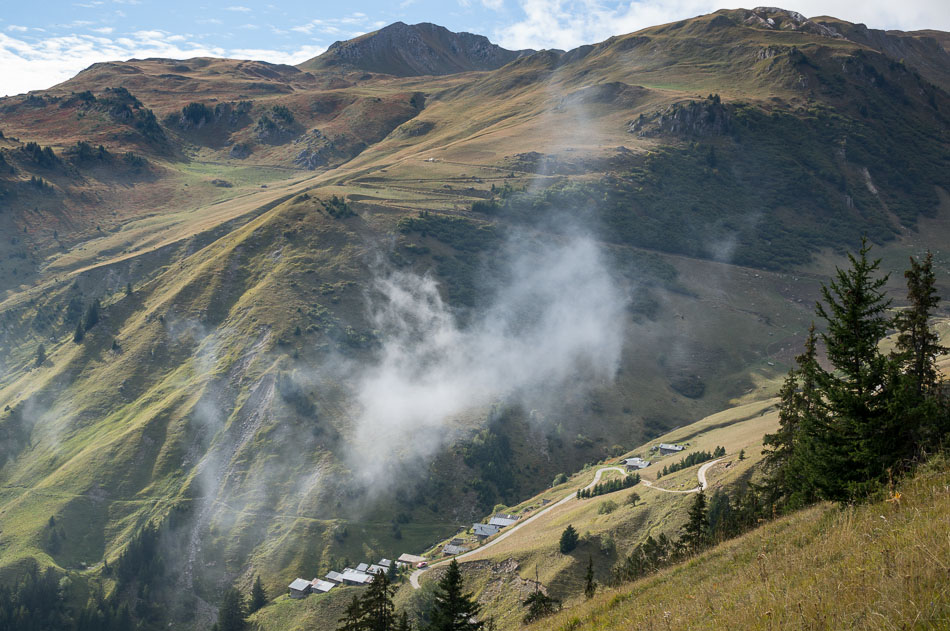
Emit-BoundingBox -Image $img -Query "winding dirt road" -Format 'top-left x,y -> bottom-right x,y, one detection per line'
409,460 -> 722,589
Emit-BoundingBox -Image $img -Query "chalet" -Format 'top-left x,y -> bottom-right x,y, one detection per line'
378,558 -> 393,569
623,457 -> 651,470
355,562 -> 370,573
368,564 -> 387,575
472,523 -> 500,539
443,544 -> 469,556
658,443 -> 685,455
311,579 -> 336,594
325,570 -> 344,583
340,569 -> 373,585
397,553 -> 426,566
488,514 -> 519,528
288,578 -> 311,599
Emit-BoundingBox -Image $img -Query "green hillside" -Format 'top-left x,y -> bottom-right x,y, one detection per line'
0,7 -> 948,630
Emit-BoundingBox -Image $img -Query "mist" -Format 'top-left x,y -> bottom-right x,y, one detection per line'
346,226 -> 629,485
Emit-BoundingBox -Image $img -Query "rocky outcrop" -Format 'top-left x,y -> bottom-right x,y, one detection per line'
629,95 -> 731,137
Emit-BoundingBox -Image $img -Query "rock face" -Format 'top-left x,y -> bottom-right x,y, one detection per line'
629,95 -> 731,137
299,22 -> 535,77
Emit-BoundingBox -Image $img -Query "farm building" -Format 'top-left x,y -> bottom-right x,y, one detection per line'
355,562 -> 370,572
288,578 -> 311,599
623,457 -> 651,470
473,523 -> 500,539
489,514 -> 519,528
325,570 -> 344,583
379,558 -> 393,568
443,544 -> 469,556
658,443 -> 685,455
341,568 -> 374,585
311,579 -> 336,594
398,553 -> 426,566
368,564 -> 387,575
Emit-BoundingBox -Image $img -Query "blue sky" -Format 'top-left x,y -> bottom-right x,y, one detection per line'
2,0 -> 948,96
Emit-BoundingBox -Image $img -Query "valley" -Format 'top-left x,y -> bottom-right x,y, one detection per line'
0,7 -> 948,630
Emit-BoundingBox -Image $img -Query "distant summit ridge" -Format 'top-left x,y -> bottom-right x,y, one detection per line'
299,21 -> 535,77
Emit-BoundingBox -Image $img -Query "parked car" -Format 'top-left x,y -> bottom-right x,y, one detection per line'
416,561 -> 428,568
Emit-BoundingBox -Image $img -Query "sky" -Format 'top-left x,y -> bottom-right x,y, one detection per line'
1,0 -> 948,96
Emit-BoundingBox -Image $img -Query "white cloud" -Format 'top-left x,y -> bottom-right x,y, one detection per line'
90,26 -> 115,34
226,5 -> 251,11
495,0 -> 950,51
7,25 -> 29,32
482,0 -> 505,9
0,29 -> 323,96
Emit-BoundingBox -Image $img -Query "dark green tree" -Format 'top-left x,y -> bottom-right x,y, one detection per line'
83,298 -> 101,332
426,559 -> 482,631
397,611 -> 412,631
891,251 -> 949,454
34,343 -> 46,367
217,587 -> 247,631
362,571 -> 397,631
679,490 -> 709,553
814,238 -> 893,499
558,525 -> 579,554
522,589 -> 560,623
338,595 -> 365,631
584,556 -> 596,599
249,574 -> 267,613
73,321 -> 84,343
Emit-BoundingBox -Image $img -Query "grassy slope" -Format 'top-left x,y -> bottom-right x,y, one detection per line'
531,456 -> 950,631
0,9 -> 948,627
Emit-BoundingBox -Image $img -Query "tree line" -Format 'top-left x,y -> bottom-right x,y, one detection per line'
655,446 -> 725,478
576,473 -> 640,499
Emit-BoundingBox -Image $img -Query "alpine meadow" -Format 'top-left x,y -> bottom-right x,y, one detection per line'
0,5 -> 949,631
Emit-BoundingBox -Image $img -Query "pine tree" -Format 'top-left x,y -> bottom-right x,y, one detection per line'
584,556 -> 596,599
73,321 -> 84,343
814,239 -> 894,500
361,571 -> 397,631
83,298 -> 100,332
34,343 -> 46,367
558,525 -> 579,554
217,587 -> 247,631
426,559 -> 482,631
679,490 -> 709,553
522,588 -> 560,623
396,611 -> 412,631
894,252 -> 946,397
249,575 -> 267,613
338,595 -> 365,631
891,251 -> 949,455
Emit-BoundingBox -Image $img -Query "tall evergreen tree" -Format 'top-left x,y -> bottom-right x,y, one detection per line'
763,324 -> 825,509
362,571 -> 397,631
894,252 -> 946,397
73,321 -> 84,343
338,595 -> 365,631
426,559 -> 482,631
83,298 -> 101,332
249,575 -> 267,613
814,238 -> 893,500
891,251 -> 949,455
584,556 -> 596,599
34,343 -> 46,367
217,587 -> 247,631
558,525 -> 579,554
679,490 -> 709,553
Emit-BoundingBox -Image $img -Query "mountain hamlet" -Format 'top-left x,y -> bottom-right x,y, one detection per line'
0,6 -> 949,631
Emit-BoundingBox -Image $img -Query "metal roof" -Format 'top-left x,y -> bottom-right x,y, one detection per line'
473,523 -> 500,537
398,553 -> 426,564
325,571 -> 344,582
311,580 -> 336,593
356,563 -> 370,572
379,558 -> 392,567
488,516 -> 518,527
289,578 -> 311,592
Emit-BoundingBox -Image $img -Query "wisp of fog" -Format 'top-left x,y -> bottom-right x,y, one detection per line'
347,226 -> 629,485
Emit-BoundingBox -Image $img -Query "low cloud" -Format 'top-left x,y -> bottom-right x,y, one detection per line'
346,227 -> 628,487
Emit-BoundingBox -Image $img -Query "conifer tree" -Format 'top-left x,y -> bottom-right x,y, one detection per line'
249,574 -> 267,613
426,559 -> 482,631
679,490 -> 709,553
894,252 -> 946,397
338,595 -> 365,631
814,238 -> 893,500
558,525 -> 579,554
34,343 -> 46,367
83,298 -> 101,332
217,587 -> 247,631
891,251 -> 949,454
396,611 -> 412,631
363,571 -> 397,631
73,321 -> 84,343
584,556 -> 596,599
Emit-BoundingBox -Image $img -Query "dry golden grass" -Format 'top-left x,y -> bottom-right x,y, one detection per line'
534,457 -> 950,631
